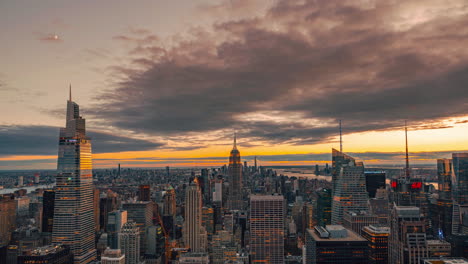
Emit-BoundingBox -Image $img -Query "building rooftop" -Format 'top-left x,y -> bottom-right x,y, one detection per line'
363,225 -> 390,234
23,244 -> 68,256
423,258 -> 468,264
427,239 -> 451,245
250,194 -> 284,201
395,206 -> 420,217
308,225 -> 366,242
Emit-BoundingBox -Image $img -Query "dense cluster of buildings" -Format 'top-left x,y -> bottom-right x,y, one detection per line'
0,94 -> 468,264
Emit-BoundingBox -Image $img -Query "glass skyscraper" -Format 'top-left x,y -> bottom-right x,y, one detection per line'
331,149 -> 369,225
452,153 -> 468,205
52,89 -> 97,263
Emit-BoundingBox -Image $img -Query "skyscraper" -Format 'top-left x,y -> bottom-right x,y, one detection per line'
331,149 -> 369,225
183,181 -> 207,252
138,185 -> 151,202
42,190 -> 55,233
331,148 -> 355,193
119,221 -> 140,264
108,210 -> 128,249
52,88 -> 97,263
250,195 -> 285,264
0,195 -> 15,246
122,201 -> 153,254
305,225 -> 367,264
365,171 -> 386,198
362,225 -> 390,264
388,206 -> 428,264
101,248 -> 125,264
227,134 -> 243,211
437,159 -> 453,200
452,153 -> 468,205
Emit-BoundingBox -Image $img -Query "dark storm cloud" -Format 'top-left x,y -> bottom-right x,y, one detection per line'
0,125 -> 164,156
93,0 -> 468,144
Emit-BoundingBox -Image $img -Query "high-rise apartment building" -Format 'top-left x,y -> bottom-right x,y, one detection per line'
250,195 -> 285,264
331,149 -> 369,225
388,206 -> 428,264
183,182 -> 207,252
52,89 -> 97,263
227,135 -> 243,211
119,221 -> 140,264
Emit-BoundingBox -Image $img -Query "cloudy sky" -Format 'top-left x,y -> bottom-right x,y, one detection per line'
1,0 -> 467,170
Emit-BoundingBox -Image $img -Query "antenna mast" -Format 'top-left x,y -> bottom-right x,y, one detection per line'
339,120 -> 343,152
405,120 -> 410,179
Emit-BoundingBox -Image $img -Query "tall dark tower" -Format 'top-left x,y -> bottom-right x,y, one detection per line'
227,134 -> 243,211
42,189 -> 55,233
52,86 -> 97,263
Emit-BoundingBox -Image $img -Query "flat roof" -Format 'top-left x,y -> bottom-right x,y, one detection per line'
250,194 -> 284,201
308,227 -> 366,242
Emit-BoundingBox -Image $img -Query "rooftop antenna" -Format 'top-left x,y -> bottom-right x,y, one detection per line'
233,132 -> 237,149
405,120 -> 410,179
339,120 -> 343,153
69,84 -> 72,101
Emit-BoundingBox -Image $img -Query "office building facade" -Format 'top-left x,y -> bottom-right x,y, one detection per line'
250,195 -> 285,264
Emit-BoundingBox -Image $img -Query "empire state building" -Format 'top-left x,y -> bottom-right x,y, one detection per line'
52,87 -> 97,263
227,134 -> 243,211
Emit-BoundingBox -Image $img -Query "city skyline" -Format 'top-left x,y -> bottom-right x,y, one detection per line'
1,0 -> 468,170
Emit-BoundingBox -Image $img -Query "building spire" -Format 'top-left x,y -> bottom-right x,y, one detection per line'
69,84 -> 72,101
339,120 -> 343,153
233,132 -> 237,150
405,120 -> 410,179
